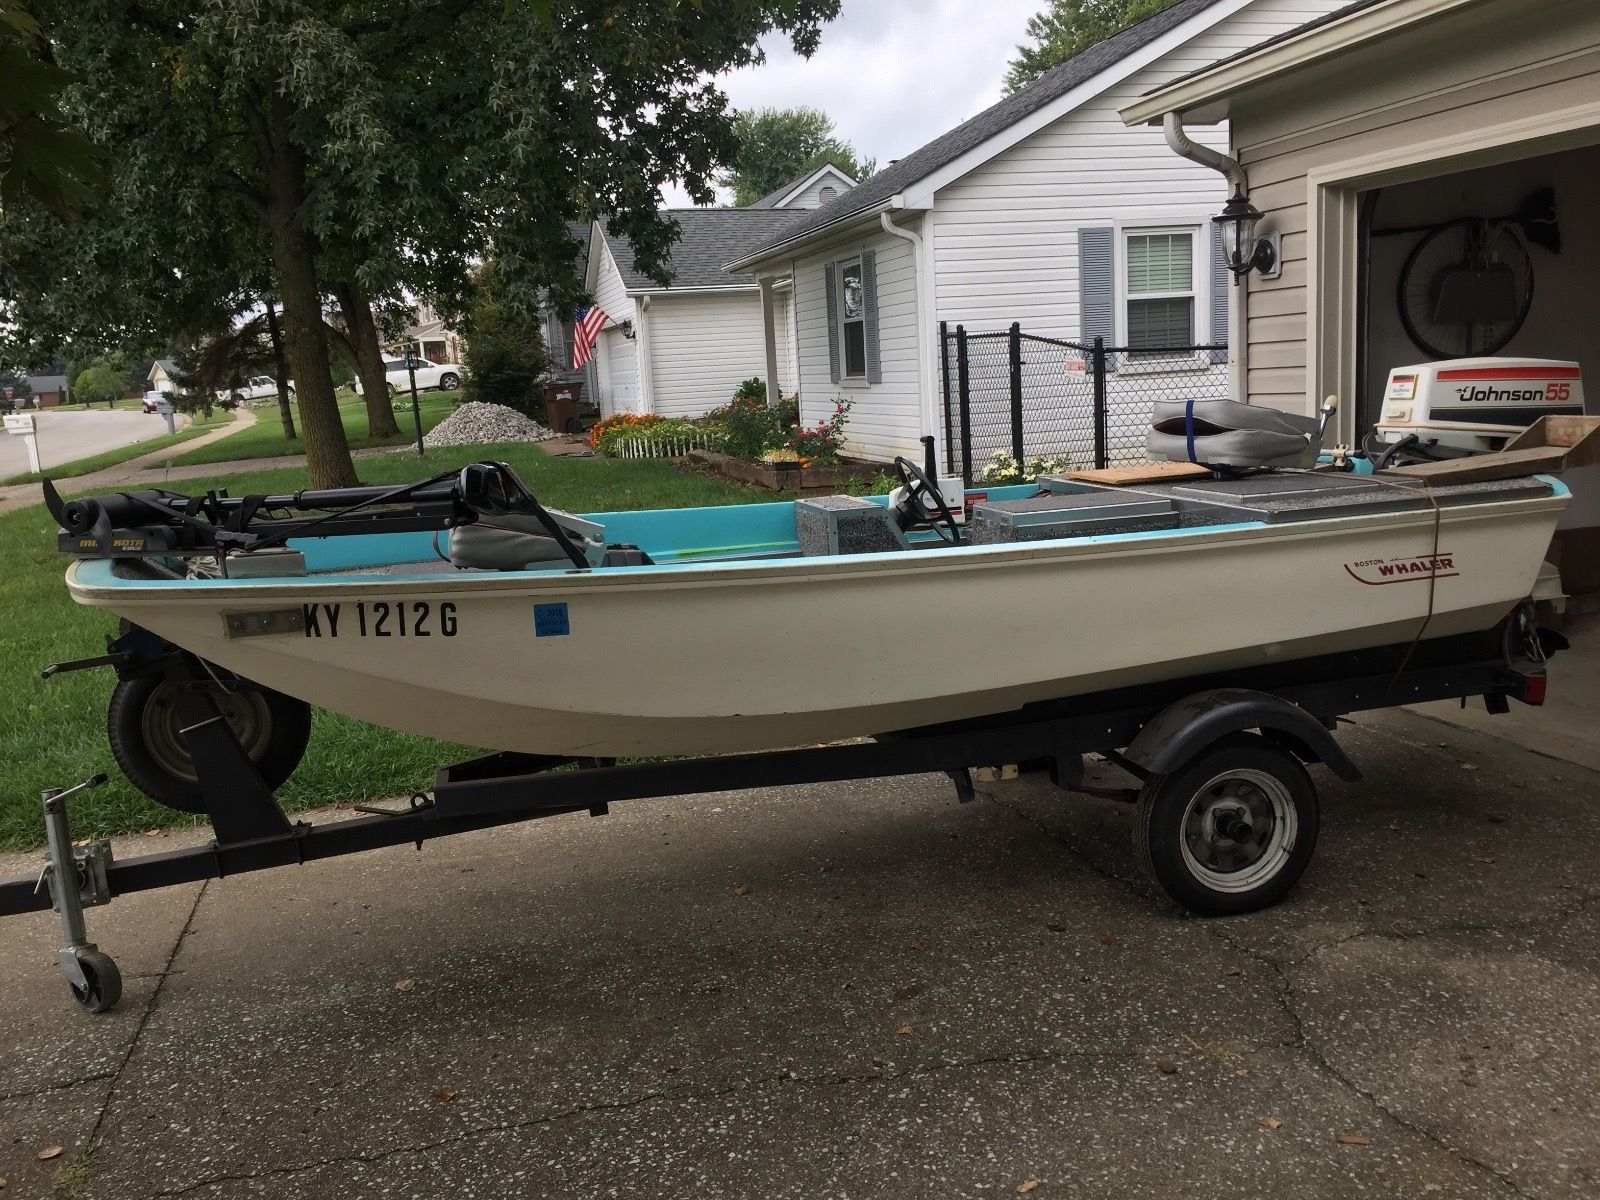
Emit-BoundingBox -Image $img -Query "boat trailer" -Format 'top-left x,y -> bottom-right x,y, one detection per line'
1,613 -> 1551,1013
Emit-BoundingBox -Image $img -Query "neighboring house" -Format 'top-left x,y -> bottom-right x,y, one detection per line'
26,374 -> 70,407
397,306 -> 463,365
748,162 -> 859,210
728,0 -> 1348,465
1121,0 -> 1600,438
148,359 -> 181,394
583,163 -> 860,418
539,220 -> 604,409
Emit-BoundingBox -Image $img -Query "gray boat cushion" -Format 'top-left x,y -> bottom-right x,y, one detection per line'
1147,399 -> 1321,468
449,515 -> 599,570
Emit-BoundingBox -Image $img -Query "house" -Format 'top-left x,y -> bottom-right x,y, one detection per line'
397,306 -> 462,365
583,163 -> 860,418
1122,0 -> 1600,597
147,359 -> 180,394
25,374 -> 70,407
1120,0 -> 1600,437
727,0 -> 1349,466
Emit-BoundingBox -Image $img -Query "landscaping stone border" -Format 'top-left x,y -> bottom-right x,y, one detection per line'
686,450 -> 886,494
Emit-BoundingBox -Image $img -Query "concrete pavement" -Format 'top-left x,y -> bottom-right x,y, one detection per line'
0,409 -> 172,480
1,708 -> 1595,1199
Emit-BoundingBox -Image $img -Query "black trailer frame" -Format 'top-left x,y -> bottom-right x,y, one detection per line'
1,613 -> 1551,1012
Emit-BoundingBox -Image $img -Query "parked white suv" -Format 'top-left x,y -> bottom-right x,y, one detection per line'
217,376 -> 292,404
355,358 -> 464,396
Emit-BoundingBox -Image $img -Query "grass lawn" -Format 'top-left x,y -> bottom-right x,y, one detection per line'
1,408 -> 234,486
0,447 -> 760,849
169,389 -> 458,466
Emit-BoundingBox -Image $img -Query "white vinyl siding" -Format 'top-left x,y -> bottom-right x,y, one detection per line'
644,292 -> 772,418
588,236 -> 640,413
783,173 -> 851,209
929,0 -> 1341,339
793,224 -> 922,463
773,289 -> 798,397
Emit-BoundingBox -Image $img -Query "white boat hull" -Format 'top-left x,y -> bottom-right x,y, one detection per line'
67,494 -> 1563,756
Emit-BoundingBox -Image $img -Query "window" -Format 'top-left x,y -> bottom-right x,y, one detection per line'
837,257 -> 867,378
1125,231 -> 1195,353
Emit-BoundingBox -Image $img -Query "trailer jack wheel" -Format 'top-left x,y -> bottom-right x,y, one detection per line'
65,948 -> 122,1014
1134,733 -> 1319,916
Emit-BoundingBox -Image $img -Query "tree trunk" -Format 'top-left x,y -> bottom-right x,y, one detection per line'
333,279 -> 401,438
262,99 -> 357,489
263,297 -> 297,441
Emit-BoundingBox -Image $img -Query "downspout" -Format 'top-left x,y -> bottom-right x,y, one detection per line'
1163,111 -> 1250,402
881,209 -> 941,466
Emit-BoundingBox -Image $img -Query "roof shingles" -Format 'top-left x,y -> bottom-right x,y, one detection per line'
600,209 -> 806,291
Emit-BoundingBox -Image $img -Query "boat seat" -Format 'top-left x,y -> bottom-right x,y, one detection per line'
1148,400 -> 1321,468
795,495 -> 910,556
448,515 -> 602,571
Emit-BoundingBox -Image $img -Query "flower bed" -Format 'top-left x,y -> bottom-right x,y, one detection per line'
686,449 -> 888,494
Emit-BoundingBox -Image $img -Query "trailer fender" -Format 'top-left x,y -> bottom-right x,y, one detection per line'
1123,688 -> 1361,782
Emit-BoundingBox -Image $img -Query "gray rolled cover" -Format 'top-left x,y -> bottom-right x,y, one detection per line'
1147,400 -> 1321,468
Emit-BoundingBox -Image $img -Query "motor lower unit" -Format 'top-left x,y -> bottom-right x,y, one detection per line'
1377,357 -> 1584,457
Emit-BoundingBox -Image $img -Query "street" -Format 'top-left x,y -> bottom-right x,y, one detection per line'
1,707 -> 1595,1199
0,409 -> 172,478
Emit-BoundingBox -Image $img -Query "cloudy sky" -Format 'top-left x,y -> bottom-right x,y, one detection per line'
661,0 -> 1044,206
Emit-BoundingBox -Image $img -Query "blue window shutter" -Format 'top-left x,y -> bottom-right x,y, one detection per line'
824,262 -> 841,384
1078,226 -> 1116,372
1209,223 -> 1230,364
861,248 -> 882,384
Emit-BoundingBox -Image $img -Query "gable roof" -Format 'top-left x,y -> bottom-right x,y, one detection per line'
150,359 -> 178,377
749,162 -> 859,209
598,209 -> 806,292
732,0 -> 1225,266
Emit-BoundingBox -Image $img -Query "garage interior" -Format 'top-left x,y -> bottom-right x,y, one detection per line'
1354,139 -> 1600,753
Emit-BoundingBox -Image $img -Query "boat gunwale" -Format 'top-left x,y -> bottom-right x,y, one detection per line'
64,483 -> 1571,604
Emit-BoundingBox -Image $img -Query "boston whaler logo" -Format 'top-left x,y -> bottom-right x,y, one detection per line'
1344,552 -> 1459,586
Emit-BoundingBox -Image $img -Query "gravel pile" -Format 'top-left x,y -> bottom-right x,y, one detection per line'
422,401 -> 557,449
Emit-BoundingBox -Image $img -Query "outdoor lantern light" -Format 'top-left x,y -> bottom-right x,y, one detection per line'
619,319 -> 636,340
1213,189 -> 1279,282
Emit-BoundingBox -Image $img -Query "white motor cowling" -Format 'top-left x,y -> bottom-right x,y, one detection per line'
1376,357 -> 1583,457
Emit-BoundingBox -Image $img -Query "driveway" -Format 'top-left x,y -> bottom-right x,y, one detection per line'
0,708 -> 1595,1199
0,409 -> 171,478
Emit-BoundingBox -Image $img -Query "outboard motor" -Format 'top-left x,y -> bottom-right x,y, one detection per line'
1372,357 -> 1584,462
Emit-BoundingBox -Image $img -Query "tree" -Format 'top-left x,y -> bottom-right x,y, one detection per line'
462,264 -> 548,420
73,362 -> 121,407
1004,0 -> 1180,93
5,0 -> 842,488
0,0 -> 101,212
722,107 -> 873,207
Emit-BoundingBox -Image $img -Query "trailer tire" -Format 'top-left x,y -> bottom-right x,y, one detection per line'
107,674 -> 313,814
1134,733 -> 1318,916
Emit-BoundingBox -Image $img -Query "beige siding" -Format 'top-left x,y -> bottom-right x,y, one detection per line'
930,0 -> 1343,338
1227,0 -> 1600,414
644,292 -> 769,418
792,222 -> 924,463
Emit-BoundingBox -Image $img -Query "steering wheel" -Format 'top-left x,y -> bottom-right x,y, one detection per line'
892,456 -> 961,543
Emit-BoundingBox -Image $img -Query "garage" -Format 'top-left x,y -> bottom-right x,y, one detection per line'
1122,0 -> 1600,752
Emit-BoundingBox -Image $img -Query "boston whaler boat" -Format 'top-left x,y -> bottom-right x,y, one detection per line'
1,402 -> 1576,1011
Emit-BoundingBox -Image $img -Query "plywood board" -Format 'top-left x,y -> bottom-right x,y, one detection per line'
1386,447 -> 1569,486
1051,462 -> 1212,487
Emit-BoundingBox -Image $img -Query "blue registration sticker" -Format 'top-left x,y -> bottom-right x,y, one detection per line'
533,603 -> 570,638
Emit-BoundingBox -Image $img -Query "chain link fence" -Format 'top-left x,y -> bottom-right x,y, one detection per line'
940,322 -> 1229,483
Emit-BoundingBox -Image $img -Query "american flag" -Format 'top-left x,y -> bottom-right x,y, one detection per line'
570,305 -> 609,370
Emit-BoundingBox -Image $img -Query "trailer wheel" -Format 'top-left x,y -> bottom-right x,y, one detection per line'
107,674 -> 313,814
69,950 -> 122,1014
1133,733 -> 1318,916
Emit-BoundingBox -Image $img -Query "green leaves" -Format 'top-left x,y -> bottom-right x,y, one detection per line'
1003,0 -> 1182,94
0,1 -> 104,214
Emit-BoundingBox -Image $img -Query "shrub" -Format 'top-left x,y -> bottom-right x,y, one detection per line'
789,397 -> 852,465
462,263 -> 549,420
974,451 -> 1073,484
733,377 -> 766,405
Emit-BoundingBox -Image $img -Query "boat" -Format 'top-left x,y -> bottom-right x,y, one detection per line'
47,444 -> 1567,763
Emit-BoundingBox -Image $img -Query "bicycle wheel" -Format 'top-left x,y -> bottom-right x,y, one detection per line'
1398,220 -> 1533,359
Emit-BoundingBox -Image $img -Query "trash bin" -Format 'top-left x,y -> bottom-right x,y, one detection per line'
543,382 -> 583,434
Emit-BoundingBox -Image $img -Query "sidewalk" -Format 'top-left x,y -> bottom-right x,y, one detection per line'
2,711 -> 1595,1198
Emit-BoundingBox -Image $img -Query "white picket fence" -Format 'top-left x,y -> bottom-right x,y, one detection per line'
614,430 -> 719,459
